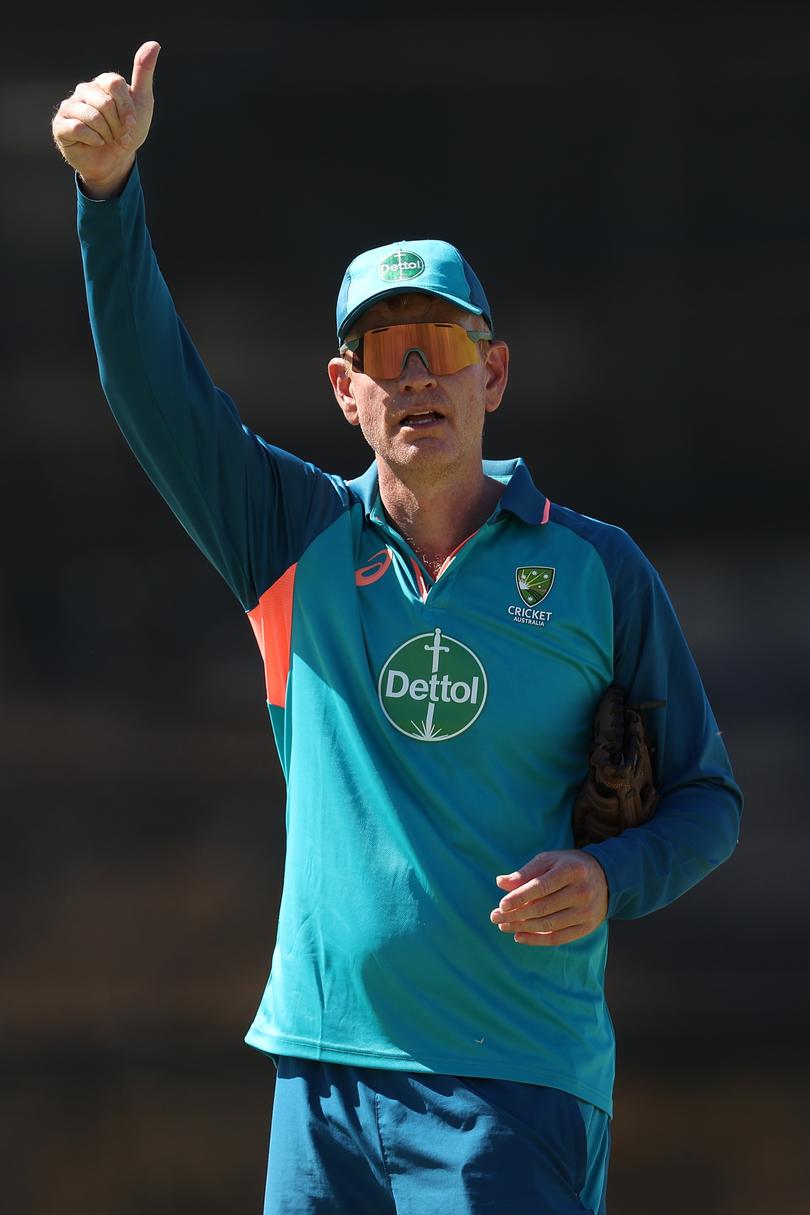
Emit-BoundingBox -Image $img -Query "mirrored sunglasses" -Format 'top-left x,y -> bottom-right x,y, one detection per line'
342,322 -> 491,379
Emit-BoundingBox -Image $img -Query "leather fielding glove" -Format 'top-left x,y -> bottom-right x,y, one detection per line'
572,684 -> 664,847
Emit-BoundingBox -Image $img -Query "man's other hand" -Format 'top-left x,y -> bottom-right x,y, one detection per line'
490,850 -> 609,946
51,41 -> 161,199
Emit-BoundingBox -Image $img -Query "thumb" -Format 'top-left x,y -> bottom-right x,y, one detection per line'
131,40 -> 161,102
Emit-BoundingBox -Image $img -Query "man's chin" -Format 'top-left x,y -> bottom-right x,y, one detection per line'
375,443 -> 465,488
385,441 -> 453,470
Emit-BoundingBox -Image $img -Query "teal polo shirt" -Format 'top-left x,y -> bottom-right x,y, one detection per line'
78,164 -> 742,1115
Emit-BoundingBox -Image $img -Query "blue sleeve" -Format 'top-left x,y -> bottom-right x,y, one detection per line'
77,162 -> 347,611
556,510 -> 743,919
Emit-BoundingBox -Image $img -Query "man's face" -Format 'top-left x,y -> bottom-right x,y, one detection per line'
328,294 -> 509,485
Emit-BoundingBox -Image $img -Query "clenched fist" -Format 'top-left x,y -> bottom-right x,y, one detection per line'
51,41 -> 161,199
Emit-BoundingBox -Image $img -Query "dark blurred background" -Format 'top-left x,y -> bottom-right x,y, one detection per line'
3,4 -> 809,1213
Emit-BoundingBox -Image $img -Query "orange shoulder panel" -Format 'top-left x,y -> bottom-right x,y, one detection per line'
247,563 -> 297,707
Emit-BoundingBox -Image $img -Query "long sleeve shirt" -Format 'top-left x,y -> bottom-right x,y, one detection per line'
77,164 -> 742,1115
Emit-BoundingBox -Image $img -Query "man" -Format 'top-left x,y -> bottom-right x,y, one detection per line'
52,41 -> 741,1215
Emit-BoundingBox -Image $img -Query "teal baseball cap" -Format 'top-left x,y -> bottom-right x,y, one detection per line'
336,239 -> 492,344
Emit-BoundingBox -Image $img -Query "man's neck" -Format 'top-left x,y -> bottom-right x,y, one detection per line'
377,461 -> 503,579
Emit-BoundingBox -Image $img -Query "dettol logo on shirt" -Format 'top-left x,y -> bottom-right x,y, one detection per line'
378,628 -> 488,742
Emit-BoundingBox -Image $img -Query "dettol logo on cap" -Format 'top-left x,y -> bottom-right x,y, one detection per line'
378,249 -> 426,283
378,628 -> 487,742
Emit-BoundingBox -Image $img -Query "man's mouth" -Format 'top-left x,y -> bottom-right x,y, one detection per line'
399,409 -> 444,428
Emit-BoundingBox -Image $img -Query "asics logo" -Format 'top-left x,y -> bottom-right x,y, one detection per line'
355,548 -> 393,586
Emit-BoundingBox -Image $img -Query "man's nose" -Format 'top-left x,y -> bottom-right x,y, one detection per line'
398,349 -> 437,389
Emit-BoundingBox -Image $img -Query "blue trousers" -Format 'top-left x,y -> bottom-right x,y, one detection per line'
263,1058 -> 610,1214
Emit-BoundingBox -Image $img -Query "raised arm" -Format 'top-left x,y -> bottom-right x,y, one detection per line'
51,44 -> 346,613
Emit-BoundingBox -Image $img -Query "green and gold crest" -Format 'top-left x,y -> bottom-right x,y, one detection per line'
515,566 -> 555,606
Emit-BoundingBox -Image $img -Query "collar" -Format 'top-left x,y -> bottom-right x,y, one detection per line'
347,457 -> 550,526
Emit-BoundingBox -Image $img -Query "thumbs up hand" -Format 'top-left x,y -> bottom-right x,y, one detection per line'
52,41 -> 161,198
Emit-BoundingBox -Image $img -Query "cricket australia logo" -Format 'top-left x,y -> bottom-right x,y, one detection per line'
378,629 -> 487,742
378,249 -> 426,283
515,566 -> 555,606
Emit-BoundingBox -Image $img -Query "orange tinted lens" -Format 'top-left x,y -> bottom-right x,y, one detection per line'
362,323 -> 480,378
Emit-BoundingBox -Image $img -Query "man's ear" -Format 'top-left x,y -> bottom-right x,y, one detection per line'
483,340 -> 510,414
328,356 -> 360,425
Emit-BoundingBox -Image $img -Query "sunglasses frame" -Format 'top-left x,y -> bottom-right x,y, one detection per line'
341,323 -> 493,378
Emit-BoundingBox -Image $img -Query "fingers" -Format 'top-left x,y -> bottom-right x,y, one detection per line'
494,899 -> 595,946
493,886 -> 601,944
495,872 -> 524,891
494,905 -> 583,936
52,113 -> 106,149
54,76 -> 135,150
490,885 -> 572,927
131,41 -> 161,104
61,83 -> 123,144
490,849 -> 609,946
94,72 -> 138,130
495,854 -> 573,915
491,884 -> 591,935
